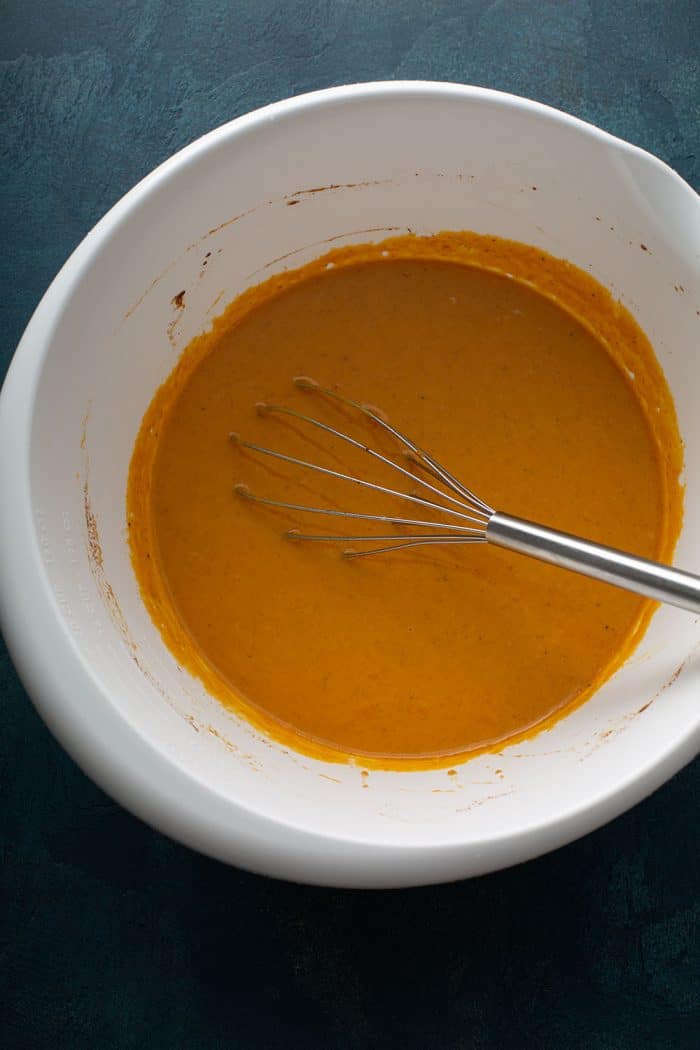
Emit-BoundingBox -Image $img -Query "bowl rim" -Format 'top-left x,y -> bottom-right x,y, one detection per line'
1,80 -> 698,887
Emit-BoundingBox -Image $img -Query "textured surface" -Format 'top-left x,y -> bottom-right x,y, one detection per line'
1,2 -> 698,1047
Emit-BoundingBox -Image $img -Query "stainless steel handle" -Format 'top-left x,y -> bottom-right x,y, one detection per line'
486,512 -> 700,615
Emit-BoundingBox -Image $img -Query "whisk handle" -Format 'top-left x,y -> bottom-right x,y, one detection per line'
487,512 -> 700,614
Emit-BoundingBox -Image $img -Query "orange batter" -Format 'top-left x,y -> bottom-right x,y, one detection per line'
127,232 -> 683,767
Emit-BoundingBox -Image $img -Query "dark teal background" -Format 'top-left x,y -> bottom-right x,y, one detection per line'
1,2 -> 698,1047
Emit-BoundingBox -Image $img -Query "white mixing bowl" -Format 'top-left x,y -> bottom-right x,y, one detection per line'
1,83 -> 698,887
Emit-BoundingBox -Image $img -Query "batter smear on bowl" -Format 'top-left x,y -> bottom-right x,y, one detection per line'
127,232 -> 683,768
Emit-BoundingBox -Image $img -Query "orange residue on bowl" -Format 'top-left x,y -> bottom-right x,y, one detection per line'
127,231 -> 683,770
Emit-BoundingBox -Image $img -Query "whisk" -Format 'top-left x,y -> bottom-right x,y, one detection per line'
231,378 -> 700,615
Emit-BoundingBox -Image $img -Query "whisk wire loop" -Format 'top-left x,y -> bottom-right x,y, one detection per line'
293,377 -> 493,516
231,379 -> 493,555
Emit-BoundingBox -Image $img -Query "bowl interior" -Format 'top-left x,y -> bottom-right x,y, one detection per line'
20,86 -> 700,866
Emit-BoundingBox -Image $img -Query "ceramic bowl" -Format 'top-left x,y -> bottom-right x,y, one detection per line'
1,82 -> 699,887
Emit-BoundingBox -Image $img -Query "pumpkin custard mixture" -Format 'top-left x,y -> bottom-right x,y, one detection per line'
128,232 -> 683,768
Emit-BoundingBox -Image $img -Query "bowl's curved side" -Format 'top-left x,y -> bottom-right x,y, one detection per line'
1,81 -> 699,887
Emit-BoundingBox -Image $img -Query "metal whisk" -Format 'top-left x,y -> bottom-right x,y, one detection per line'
231,377 -> 700,614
